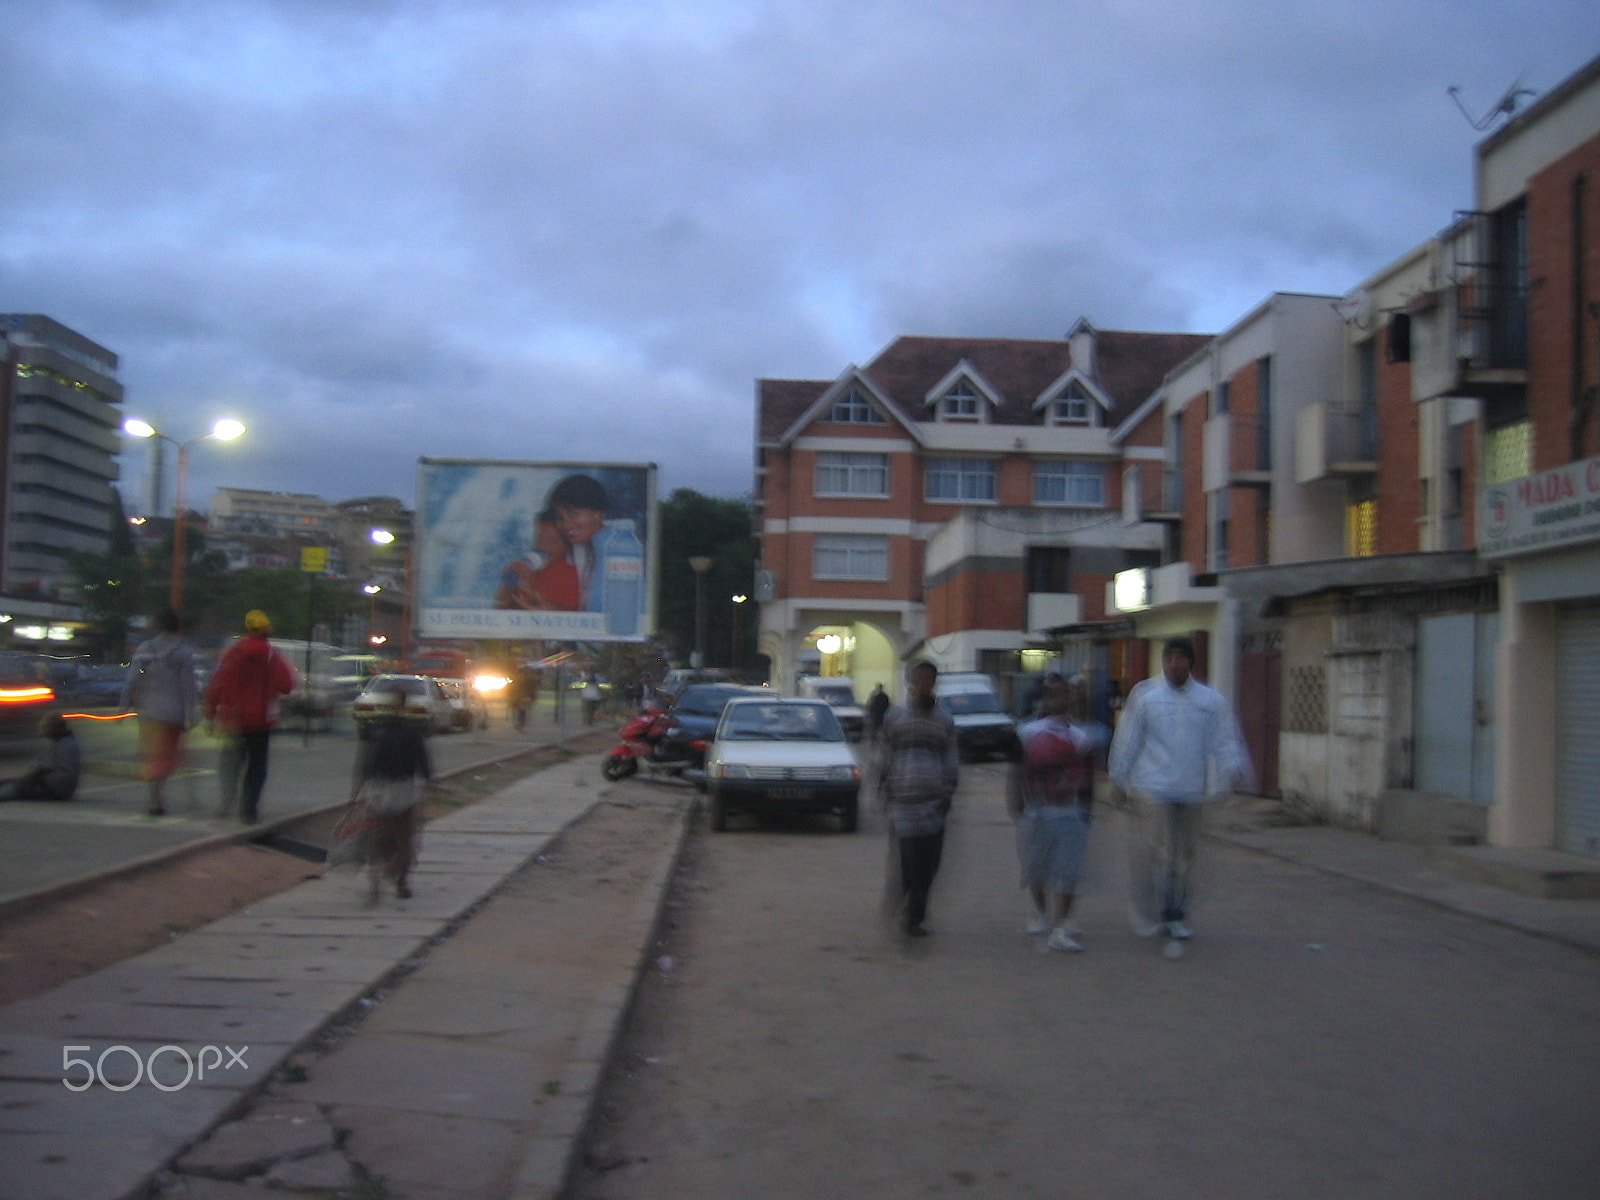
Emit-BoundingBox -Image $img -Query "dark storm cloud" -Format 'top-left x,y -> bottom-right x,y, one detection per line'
1,0 -> 1595,509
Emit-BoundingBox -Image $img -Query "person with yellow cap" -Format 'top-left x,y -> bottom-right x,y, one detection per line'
204,609 -> 297,823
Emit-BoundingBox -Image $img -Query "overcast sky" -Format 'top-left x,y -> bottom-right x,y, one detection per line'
3,0 -> 1596,513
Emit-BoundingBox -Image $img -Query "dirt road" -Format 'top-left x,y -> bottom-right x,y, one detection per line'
571,760 -> 1600,1200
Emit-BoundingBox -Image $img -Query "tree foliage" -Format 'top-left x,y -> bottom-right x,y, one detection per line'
654,489 -> 756,671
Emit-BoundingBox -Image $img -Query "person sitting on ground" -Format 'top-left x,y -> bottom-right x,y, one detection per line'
0,714 -> 82,802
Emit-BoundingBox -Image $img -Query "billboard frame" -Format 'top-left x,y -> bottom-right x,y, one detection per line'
413,458 -> 659,643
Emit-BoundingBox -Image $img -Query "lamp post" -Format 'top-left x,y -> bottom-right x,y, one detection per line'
123,417 -> 246,613
370,528 -> 412,661
730,594 -> 747,670
362,583 -> 381,646
689,556 -> 713,669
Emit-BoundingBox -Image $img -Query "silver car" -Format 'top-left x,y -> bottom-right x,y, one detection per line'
704,697 -> 862,832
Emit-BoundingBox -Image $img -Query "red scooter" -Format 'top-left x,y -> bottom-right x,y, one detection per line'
601,704 -> 707,782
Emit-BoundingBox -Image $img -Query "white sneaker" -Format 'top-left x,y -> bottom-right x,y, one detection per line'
1046,925 -> 1083,953
1026,912 -> 1050,936
1129,908 -> 1162,938
1165,920 -> 1192,941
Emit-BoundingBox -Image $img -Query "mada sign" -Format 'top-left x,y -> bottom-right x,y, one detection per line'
1480,454 -> 1600,558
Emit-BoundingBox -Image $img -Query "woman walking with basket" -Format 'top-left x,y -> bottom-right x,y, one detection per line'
351,687 -> 434,903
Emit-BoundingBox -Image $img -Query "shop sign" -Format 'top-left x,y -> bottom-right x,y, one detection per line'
1480,454 -> 1600,558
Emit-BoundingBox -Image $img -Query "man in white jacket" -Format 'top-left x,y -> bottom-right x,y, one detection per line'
1109,637 -> 1251,956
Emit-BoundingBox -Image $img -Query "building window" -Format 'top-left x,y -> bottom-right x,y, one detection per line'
925,457 -> 997,502
1049,385 -> 1093,425
813,534 -> 888,581
829,388 -> 886,425
940,380 -> 982,422
1025,546 -> 1072,593
1483,420 -> 1532,484
1033,460 -> 1106,507
1214,380 -> 1230,417
815,452 -> 889,498
1346,498 -> 1377,557
1257,356 -> 1273,471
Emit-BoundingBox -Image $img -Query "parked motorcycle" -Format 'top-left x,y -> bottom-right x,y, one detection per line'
601,705 -> 706,782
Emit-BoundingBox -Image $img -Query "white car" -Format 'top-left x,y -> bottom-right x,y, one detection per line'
351,674 -> 454,735
436,677 -> 488,731
704,697 -> 862,833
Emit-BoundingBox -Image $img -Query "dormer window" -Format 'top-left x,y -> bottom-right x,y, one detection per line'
941,380 -> 982,422
1050,384 -> 1093,425
830,388 -> 886,424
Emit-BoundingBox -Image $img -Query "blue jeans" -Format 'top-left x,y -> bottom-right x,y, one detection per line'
1128,793 -> 1204,925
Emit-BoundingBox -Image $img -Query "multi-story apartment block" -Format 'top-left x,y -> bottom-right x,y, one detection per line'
0,314 -> 123,606
1464,53 -> 1600,857
209,487 -> 335,538
754,323 -> 1209,698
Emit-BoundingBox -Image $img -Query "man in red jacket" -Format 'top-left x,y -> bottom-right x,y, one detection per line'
205,609 -> 296,823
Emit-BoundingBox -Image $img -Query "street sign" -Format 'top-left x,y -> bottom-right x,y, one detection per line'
300,546 -> 328,573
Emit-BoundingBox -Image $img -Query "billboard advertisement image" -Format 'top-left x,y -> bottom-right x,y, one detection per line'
415,459 -> 657,641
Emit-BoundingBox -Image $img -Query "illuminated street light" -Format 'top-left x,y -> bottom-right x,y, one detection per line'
731,593 -> 748,670
122,416 -> 247,613
369,528 -> 411,659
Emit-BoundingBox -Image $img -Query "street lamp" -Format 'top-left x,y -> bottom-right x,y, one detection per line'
731,594 -> 747,670
689,556 -> 713,669
370,528 -> 411,661
363,583 -> 381,646
123,416 -> 246,613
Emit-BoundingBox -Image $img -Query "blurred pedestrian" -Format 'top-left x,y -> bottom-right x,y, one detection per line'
866,683 -> 890,741
352,686 -> 433,903
511,663 -> 538,731
0,714 -> 81,802
581,672 -> 603,725
1010,675 -> 1108,952
119,607 -> 197,816
1109,637 -> 1251,957
879,660 -> 959,938
204,609 -> 296,823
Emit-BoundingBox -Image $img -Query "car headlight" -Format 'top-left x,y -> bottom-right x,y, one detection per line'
828,764 -> 861,782
720,764 -> 751,779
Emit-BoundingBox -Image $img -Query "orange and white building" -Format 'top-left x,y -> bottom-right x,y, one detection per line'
753,322 -> 1209,699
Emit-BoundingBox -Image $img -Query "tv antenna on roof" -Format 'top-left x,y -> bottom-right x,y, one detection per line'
1448,75 -> 1536,132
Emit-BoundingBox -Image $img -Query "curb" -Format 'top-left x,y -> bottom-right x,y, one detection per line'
509,796 -> 698,1200
140,753 -> 620,1200
0,729 -> 595,923
1206,826 -> 1600,959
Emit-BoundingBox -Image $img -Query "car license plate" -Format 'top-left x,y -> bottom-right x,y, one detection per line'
766,786 -> 813,800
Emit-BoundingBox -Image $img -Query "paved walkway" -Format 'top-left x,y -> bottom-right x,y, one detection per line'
0,747 -> 687,1200
1209,802 -> 1600,956
2,773 -> 1597,1200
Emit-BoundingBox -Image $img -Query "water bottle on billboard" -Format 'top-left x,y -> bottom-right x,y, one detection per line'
601,519 -> 643,637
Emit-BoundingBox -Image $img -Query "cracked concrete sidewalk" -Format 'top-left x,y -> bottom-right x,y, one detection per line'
0,752 -> 693,1200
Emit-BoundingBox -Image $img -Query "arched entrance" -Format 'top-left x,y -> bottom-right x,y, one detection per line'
796,619 -> 899,701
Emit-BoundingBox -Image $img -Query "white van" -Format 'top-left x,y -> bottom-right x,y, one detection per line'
933,672 -> 1017,760
796,675 -> 866,741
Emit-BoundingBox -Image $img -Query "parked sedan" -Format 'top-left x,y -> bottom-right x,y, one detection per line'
657,682 -> 766,776
351,674 -> 454,735
704,697 -> 861,833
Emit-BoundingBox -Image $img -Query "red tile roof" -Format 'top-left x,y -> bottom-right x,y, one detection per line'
757,328 -> 1211,443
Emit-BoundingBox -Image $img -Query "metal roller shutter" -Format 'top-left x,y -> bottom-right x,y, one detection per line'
1556,604 -> 1600,857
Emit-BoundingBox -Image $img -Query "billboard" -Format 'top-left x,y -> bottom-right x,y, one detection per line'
415,459 -> 657,641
